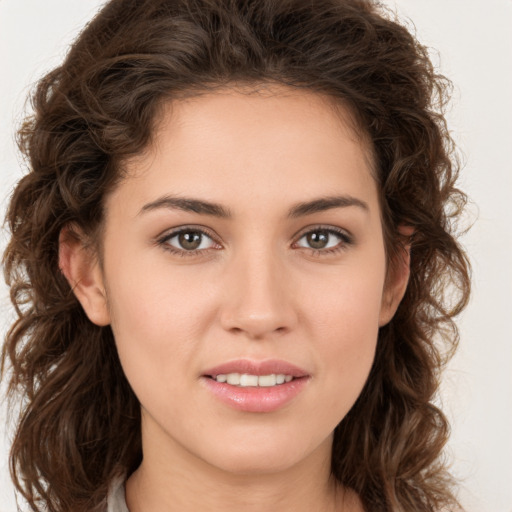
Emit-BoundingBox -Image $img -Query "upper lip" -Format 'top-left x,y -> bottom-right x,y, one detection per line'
202,359 -> 309,378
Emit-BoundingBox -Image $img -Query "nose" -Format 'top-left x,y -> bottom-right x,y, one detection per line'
219,248 -> 298,340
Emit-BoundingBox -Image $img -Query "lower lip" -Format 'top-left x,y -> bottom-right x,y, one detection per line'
201,377 -> 309,413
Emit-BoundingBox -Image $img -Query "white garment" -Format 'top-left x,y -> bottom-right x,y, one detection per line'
107,476 -> 129,512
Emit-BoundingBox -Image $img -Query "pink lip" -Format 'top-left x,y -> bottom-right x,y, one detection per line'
201,359 -> 310,413
202,359 -> 309,378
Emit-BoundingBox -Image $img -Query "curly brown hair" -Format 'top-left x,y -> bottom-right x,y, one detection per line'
1,0 -> 470,511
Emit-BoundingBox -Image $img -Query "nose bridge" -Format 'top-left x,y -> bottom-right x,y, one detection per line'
220,242 -> 296,338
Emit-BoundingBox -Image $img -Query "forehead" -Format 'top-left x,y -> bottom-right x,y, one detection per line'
114,85 -> 378,216
128,84 -> 374,163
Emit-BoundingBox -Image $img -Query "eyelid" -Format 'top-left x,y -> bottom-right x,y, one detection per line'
156,225 -> 223,253
291,224 -> 354,251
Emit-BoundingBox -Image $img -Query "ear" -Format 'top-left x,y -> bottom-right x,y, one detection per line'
58,225 -> 111,326
378,225 -> 414,327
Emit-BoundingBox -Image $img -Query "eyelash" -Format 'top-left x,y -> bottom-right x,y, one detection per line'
293,225 -> 354,256
156,225 -> 354,258
156,225 -> 221,258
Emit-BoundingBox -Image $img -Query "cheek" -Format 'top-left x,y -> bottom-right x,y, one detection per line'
303,252 -> 386,343
106,242 -> 218,334
302,259 -> 385,413
103,256 -> 217,401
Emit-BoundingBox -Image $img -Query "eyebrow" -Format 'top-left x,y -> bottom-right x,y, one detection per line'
139,194 -> 369,218
139,195 -> 232,218
287,195 -> 369,218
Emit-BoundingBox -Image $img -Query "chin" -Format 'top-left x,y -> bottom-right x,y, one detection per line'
195,426 -> 332,476
208,449 -> 306,476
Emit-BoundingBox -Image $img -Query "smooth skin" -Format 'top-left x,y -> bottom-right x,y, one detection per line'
60,85 -> 410,511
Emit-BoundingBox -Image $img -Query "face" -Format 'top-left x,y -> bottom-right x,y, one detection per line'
65,86 -> 408,476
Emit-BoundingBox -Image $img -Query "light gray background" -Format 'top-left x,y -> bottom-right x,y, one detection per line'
1,1 -> 511,511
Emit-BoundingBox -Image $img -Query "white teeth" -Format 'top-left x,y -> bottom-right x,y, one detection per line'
240,374 -> 258,386
258,374 -> 276,387
214,373 -> 294,387
226,373 -> 240,385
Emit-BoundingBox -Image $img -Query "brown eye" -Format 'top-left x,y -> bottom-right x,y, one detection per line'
178,231 -> 203,250
165,229 -> 217,251
305,230 -> 330,249
295,228 -> 350,251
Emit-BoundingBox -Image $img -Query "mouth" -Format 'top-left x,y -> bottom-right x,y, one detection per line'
201,359 -> 310,412
202,358 -> 309,384
207,373 -> 295,387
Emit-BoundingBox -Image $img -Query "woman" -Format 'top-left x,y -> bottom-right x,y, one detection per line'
1,0 -> 470,511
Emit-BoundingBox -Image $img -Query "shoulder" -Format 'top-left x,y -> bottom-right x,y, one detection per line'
106,475 -> 129,512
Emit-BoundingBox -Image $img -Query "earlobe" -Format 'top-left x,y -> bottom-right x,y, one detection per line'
378,226 -> 414,327
58,226 -> 111,326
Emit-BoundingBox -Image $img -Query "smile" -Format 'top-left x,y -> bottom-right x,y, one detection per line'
201,359 -> 310,412
211,373 -> 294,387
